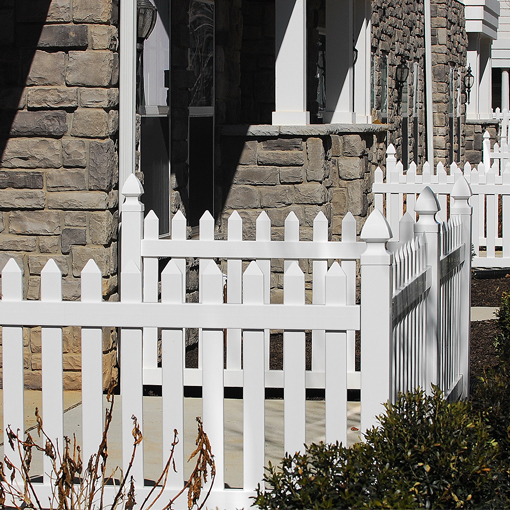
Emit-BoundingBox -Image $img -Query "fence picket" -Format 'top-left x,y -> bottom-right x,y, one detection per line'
80,260 -> 104,469
242,261 -> 265,490
161,259 -> 185,488
41,259 -> 64,484
283,261 -> 306,455
2,259 -> 24,484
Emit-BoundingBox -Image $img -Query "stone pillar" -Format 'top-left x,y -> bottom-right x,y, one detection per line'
323,0 -> 354,124
502,69 -> 509,111
272,0 -> 310,125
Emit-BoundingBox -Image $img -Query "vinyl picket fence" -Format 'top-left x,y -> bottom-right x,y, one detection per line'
0,175 -> 471,509
373,141 -> 510,268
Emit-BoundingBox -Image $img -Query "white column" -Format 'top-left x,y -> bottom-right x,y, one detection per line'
354,0 -> 371,123
502,69 -> 509,111
119,0 -> 137,189
272,0 -> 310,125
479,36 -> 492,118
467,35 -> 480,120
323,0 -> 355,123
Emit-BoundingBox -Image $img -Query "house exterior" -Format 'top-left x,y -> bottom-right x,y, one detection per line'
0,0 -> 488,388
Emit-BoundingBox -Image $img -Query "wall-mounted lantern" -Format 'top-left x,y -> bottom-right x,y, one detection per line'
395,58 -> 409,102
464,65 -> 474,104
136,0 -> 157,109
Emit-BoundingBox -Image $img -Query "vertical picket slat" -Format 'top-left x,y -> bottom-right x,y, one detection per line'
470,169 -> 480,255
256,211 -> 271,370
312,212 -> 328,372
374,167 -> 384,213
2,259 -> 24,483
143,211 -> 160,378
161,260 -> 184,488
202,261 -> 225,489
283,261 -> 306,455
341,213 -> 357,373
227,211 -> 243,370
120,260 -> 144,486
486,166 -> 496,258
504,165 -> 510,257
81,260 -> 104,468
243,262 -> 265,490
387,144 -> 400,238
284,212 -> 300,272
41,259 -> 64,484
325,262 -> 348,445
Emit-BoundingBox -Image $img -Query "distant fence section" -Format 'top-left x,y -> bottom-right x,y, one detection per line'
0,176 -> 472,509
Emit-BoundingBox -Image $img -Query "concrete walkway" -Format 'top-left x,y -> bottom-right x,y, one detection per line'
0,306 -> 496,489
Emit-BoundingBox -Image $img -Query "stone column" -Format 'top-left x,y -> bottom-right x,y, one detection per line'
323,0 -> 354,123
272,0 -> 310,125
502,69 -> 509,111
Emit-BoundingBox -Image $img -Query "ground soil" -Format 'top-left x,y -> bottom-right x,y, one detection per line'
184,273 -> 508,395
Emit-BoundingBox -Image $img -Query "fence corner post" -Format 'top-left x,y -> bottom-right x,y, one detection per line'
360,209 -> 393,433
120,174 -> 144,275
414,186 -> 441,393
451,176 -> 473,398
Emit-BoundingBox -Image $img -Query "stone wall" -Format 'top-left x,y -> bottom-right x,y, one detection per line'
0,0 -> 119,389
218,127 -> 387,303
465,120 -> 498,165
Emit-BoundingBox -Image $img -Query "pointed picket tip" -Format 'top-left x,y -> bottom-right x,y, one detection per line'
422,161 -> 431,174
2,257 -> 21,275
450,162 -> 459,174
326,261 -> 345,278
314,210 -> 327,223
257,210 -> 270,224
360,208 -> 392,242
494,142 -> 500,151
41,258 -> 61,275
313,211 -> 328,242
386,143 -> 396,156
396,161 -> 403,172
202,259 -> 221,276
82,259 -> 101,275
200,210 -> 214,223
374,166 -> 384,182
478,162 -> 486,173
256,210 -> 271,241
437,161 -> 445,173
162,258 -> 183,276
121,173 -> 144,198
483,130 -> 490,139
401,212 -> 415,225
451,175 -> 472,200
229,210 -> 242,222
284,260 -> 303,277
285,210 -> 299,224
409,162 -> 417,173
173,209 -> 186,222
415,186 -> 440,215
464,161 -> 471,172
342,212 -> 357,242
244,260 -> 263,277
123,259 -> 141,275
145,210 -> 159,222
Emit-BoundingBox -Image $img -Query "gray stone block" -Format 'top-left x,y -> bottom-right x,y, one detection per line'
330,135 -> 342,157
29,255 -> 69,275
62,139 -> 87,167
0,190 -> 45,209
9,211 -> 61,235
108,109 -> 118,135
10,111 -> 68,137
66,51 -> 115,87
88,25 -> 118,50
306,138 -> 325,182
0,234 -> 37,251
338,157 -> 365,180
47,169 -> 87,191
0,171 -> 43,189
233,166 -> 278,185
259,186 -> 293,208
64,211 -> 88,227
261,139 -> 303,151
26,51 -> 66,86
80,88 -> 117,108
258,150 -> 305,166
225,186 -> 259,209
279,167 -> 303,183
1,139 -> 61,169
342,135 -> 366,157
62,227 -> 87,253
0,252 -> 24,272
62,278 -> 81,301
71,109 -> 109,138
38,25 -> 88,49
89,211 -> 114,244
39,236 -> 60,253
292,183 -> 327,205
239,140 -> 257,165
89,139 -> 115,190
71,245 -> 110,277
28,88 -> 78,109
266,206 -> 304,227
346,180 -> 368,216
47,0 -> 72,22
72,0 -> 112,23
47,191 -> 108,210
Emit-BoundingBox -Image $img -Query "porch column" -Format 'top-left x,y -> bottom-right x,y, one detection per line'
354,0 -> 371,123
272,0 -> 310,125
479,36 -> 492,117
502,69 -> 509,111
323,0 -> 354,123
466,35 -> 480,119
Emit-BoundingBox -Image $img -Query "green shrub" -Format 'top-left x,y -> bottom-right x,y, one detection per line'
494,292 -> 510,363
254,388 -> 504,509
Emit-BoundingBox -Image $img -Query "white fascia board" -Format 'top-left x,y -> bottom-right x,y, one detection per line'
466,18 -> 498,39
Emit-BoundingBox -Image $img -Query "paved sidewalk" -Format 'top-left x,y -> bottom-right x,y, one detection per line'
471,307 -> 499,321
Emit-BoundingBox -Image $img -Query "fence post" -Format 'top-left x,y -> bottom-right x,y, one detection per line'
360,209 -> 393,433
120,173 -> 144,273
450,176 -> 473,398
414,186 -> 441,393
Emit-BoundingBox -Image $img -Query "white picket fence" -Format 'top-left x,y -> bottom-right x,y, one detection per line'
373,143 -> 510,268
0,176 -> 471,509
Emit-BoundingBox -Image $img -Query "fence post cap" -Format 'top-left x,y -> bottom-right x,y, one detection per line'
451,176 -> 472,200
386,143 -> 396,156
483,130 -> 490,140
121,173 -> 144,198
360,208 -> 392,242
415,186 -> 440,215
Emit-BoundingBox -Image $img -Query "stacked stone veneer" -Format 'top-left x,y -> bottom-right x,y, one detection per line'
465,121 -> 499,165
218,129 -> 386,303
0,0 -> 119,390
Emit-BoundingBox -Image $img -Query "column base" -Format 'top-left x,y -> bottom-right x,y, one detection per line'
322,111 -> 356,124
272,111 -> 310,126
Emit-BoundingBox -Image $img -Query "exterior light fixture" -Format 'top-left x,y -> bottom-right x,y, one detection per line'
137,0 -> 157,51
464,65 -> 474,104
395,59 -> 409,90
